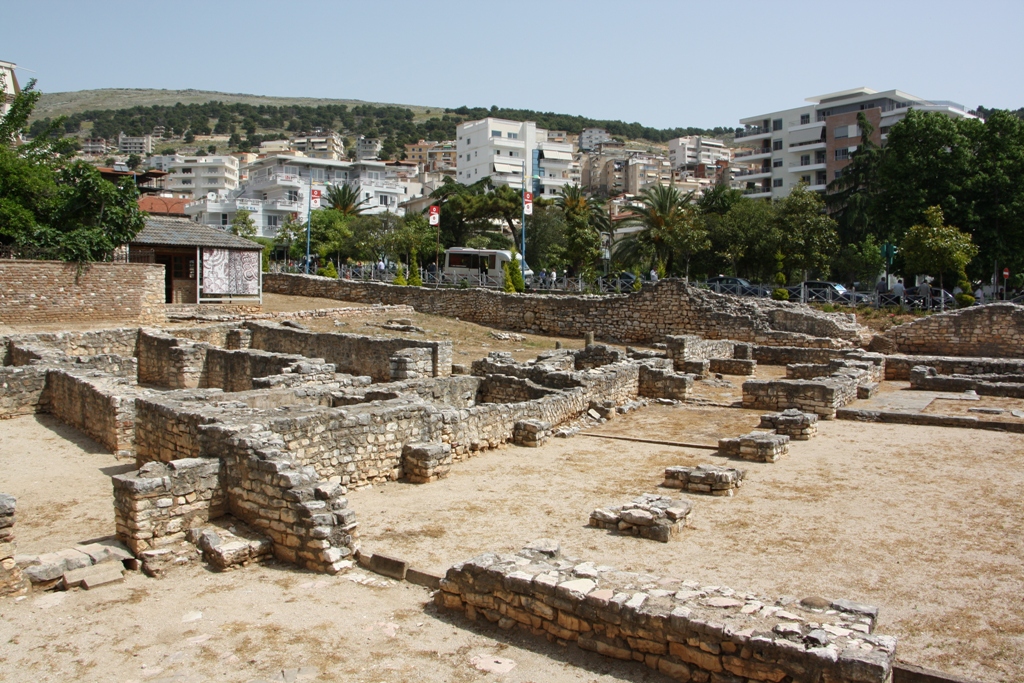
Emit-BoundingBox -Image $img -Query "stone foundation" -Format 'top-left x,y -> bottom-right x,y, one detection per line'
709,358 -> 757,375
436,543 -> 895,683
403,442 -> 453,483
663,465 -> 745,495
718,432 -> 791,462
513,419 -> 552,447
759,409 -> 819,440
884,303 -> 1024,357
589,494 -> 693,542
908,366 -> 1024,398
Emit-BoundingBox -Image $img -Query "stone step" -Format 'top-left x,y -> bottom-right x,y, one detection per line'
63,562 -> 125,590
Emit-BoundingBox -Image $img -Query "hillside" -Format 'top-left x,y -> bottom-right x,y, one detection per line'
34,89 -> 441,122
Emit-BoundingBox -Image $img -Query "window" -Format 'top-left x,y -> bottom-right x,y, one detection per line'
772,119 -> 783,131
266,215 -> 279,228
800,114 -> 810,125
772,139 -> 783,151
181,167 -> 193,174
800,175 -> 811,184
310,168 -> 325,181
815,151 -> 826,164
834,169 -> 844,180
466,138 -> 470,145
834,125 -> 849,139
221,213 -> 228,226
772,158 -> 783,168
286,190 -> 298,202
800,155 -> 810,166
181,179 -> 192,185
171,256 -> 195,280
379,196 -> 389,205
508,133 -> 518,139
491,130 -> 501,137
835,149 -> 850,161
773,178 -> 783,187
474,151 -> 477,157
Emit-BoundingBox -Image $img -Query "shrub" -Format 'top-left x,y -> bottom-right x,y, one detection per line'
772,288 -> 790,301
408,253 -> 423,287
509,259 -> 525,292
393,264 -> 407,286
502,262 -> 516,293
955,293 -> 976,308
317,261 -> 338,278
458,278 -> 469,289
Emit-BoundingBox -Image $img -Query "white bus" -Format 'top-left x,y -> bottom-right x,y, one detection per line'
443,248 -> 533,287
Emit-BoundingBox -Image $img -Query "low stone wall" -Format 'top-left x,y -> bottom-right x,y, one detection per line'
759,409 -> 819,440
909,366 -> 1024,398
0,494 -> 28,597
42,369 -> 138,458
137,331 -> 209,389
0,365 -> 49,416
245,321 -> 452,382
436,544 -> 895,683
884,354 -> 1024,381
742,357 -> 872,419
203,347 -> 334,392
589,494 -> 692,542
0,260 -> 165,325
884,303 -> 1024,357
113,458 -> 225,555
719,432 -> 791,462
403,442 -> 453,483
752,346 -> 847,366
666,335 -> 735,366
637,365 -> 694,400
133,396 -> 222,465
709,358 -> 757,375
478,374 -> 556,403
263,274 -> 864,346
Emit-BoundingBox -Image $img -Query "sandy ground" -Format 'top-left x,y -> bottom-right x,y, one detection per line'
0,414 -> 132,555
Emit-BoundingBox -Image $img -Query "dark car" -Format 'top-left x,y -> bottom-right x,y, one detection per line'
598,271 -> 639,292
704,276 -> 767,297
789,281 -> 870,304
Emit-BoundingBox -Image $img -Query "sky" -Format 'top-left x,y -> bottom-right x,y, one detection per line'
3,0 -> 1022,129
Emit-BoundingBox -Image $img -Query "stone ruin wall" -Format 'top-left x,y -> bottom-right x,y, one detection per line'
0,260 -> 166,325
437,546 -> 895,683
883,302 -> 1024,357
263,274 -> 863,347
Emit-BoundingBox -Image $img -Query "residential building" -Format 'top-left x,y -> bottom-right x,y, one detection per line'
534,142 -> 581,197
625,154 -> 672,194
356,135 -> 382,160
579,127 -> 612,152
668,136 -> 731,172
259,139 -> 297,155
81,138 -> 109,155
0,59 -> 19,120
117,132 -> 153,155
291,130 -> 345,160
734,87 -> 977,199
185,156 -> 407,238
404,139 -> 457,171
146,154 -> 241,199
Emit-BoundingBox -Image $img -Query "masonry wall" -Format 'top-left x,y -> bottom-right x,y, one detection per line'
0,366 -> 49,416
2,328 -> 140,363
263,274 -> 863,346
246,321 -> 453,382
42,369 -> 138,457
0,261 -> 166,325
884,303 -> 1024,357
137,331 -> 209,389
133,397 -> 221,465
884,354 -> 1024,381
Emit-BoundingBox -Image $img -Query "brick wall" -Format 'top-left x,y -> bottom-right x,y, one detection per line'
263,274 -> 863,347
0,261 -> 165,325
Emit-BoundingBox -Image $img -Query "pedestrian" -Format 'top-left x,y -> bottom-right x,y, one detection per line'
649,268 -> 659,283
538,269 -> 548,289
974,286 -> 985,304
892,279 -> 905,298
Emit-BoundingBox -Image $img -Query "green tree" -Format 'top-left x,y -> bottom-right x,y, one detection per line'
126,153 -> 142,170
309,209 -> 352,267
229,209 -> 258,239
392,263 -> 407,286
825,112 -> 882,245
899,206 -> 979,294
408,250 -> 423,287
502,261 -> 516,292
774,185 -> 839,282
614,184 -> 707,279
832,235 -> 885,287
555,184 -> 606,276
523,203 -> 566,269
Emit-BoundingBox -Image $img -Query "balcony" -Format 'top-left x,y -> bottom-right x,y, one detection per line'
787,119 -> 826,132
741,187 -> 773,198
788,161 -> 826,173
788,139 -> 825,151
735,127 -> 772,140
733,167 -> 772,180
247,173 -> 303,190
734,148 -> 772,161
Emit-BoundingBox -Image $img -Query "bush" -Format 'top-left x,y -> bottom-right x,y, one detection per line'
502,262 -> 516,293
408,253 -> 423,287
393,264 -> 407,286
772,288 -> 790,301
317,261 -> 338,278
955,293 -> 976,308
509,260 -> 525,293
458,278 -> 469,289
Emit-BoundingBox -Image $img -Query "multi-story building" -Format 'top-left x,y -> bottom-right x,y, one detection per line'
668,136 -> 731,172
146,154 -> 240,199
456,117 -> 579,195
185,156 -> 407,238
81,138 -> 108,156
117,132 -> 153,155
259,139 -> 297,155
579,127 -> 612,152
625,154 -> 673,194
404,139 -> 457,171
356,136 -> 382,160
734,87 -> 977,199
0,59 -> 19,120
291,130 -> 345,160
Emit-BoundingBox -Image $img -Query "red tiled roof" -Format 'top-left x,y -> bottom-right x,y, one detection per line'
138,195 -> 189,216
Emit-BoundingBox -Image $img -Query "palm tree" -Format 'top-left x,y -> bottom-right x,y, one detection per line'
555,184 -> 610,233
614,184 -> 708,280
555,184 -> 608,276
325,184 -> 369,217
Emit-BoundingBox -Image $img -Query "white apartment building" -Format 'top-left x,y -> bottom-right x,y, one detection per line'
81,138 -> 108,156
579,127 -> 612,152
291,131 -> 345,160
734,87 -> 976,200
146,154 -> 240,199
185,156 -> 407,238
668,136 -> 731,172
0,59 -> 19,120
117,132 -> 153,155
356,136 -> 382,160
456,117 -> 580,195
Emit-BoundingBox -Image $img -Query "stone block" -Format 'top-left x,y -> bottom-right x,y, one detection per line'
369,553 -> 408,580
589,494 -> 692,542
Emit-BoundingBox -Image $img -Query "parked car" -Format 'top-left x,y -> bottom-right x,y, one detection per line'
788,281 -> 871,304
704,276 -> 768,297
598,271 -> 639,292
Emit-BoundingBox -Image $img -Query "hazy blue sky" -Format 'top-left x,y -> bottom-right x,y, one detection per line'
3,0 -> 1022,129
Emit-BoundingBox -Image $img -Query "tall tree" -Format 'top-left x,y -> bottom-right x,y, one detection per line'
555,184 -> 605,276
774,184 -> 839,282
826,112 -> 882,245
229,209 -> 258,238
614,184 -> 707,279
900,206 -> 978,294
325,183 -> 369,216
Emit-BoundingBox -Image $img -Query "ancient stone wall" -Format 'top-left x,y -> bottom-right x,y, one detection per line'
638,365 -> 694,400
2,328 -> 140,363
0,260 -> 165,325
133,396 -> 222,465
884,354 -> 1024,381
263,274 -> 863,346
909,366 -> 1024,398
0,365 -> 49,416
137,331 -> 209,389
477,374 -> 557,403
245,321 -> 453,382
42,369 -> 138,457
203,348 -> 333,392
742,376 -> 860,419
436,545 -> 895,683
0,494 -> 28,597
665,335 -> 735,367
884,303 -> 1024,357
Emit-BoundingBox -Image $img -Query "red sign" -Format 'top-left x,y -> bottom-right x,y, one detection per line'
524,191 -> 533,216
310,188 -> 322,209
428,205 -> 440,226
1004,268 -> 1010,279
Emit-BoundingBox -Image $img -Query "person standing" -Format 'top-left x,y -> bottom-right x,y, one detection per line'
649,268 -> 659,283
